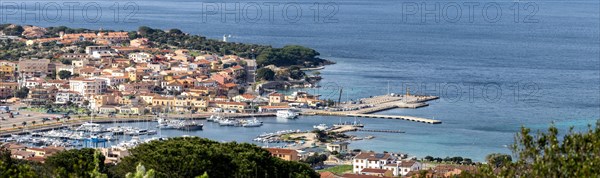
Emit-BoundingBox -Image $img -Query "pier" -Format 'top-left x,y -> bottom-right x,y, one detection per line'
356,129 -> 405,133
303,94 -> 441,124
347,114 -> 441,124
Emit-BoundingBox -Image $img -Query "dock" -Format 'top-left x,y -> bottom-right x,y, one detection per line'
356,129 -> 405,133
347,114 -> 441,124
303,94 -> 442,124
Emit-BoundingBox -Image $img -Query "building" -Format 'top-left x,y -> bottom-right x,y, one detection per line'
352,152 -> 422,177
69,78 -> 107,98
129,52 -> 152,63
18,59 -> 52,78
99,147 -> 130,164
130,38 -> 149,47
327,142 -> 349,153
209,101 -> 248,113
0,82 -> 18,99
384,160 -> 422,176
268,92 -> 284,105
358,168 -> 394,177
265,148 -> 299,161
24,87 -> 54,106
55,91 -> 83,105
353,152 -> 395,174
0,62 -> 15,79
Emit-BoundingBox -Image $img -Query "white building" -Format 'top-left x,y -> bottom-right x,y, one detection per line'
353,152 -> 395,174
352,152 -> 421,176
86,46 -> 116,59
69,78 -> 107,98
383,160 -> 422,176
128,52 -> 152,63
93,76 -> 127,87
55,91 -> 83,105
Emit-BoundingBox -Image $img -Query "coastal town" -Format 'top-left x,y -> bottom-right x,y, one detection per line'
0,24 -> 479,177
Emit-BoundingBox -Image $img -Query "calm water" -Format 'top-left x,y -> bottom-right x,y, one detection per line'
5,0 -> 600,160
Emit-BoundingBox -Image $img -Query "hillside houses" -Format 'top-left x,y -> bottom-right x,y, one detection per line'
0,30 -> 325,115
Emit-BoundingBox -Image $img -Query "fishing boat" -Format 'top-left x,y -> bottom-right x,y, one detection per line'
242,118 -> 263,127
276,110 -> 299,119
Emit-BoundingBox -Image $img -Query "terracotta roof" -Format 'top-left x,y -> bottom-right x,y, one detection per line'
266,148 -> 298,155
212,101 -> 247,106
241,94 -> 255,99
269,93 -> 283,96
26,156 -> 46,162
340,174 -> 381,178
399,160 -> 417,167
223,83 -> 237,88
260,105 -> 290,109
354,152 -> 391,160
320,171 -> 340,178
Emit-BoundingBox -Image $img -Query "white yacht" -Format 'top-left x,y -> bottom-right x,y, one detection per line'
157,118 -> 180,129
218,119 -> 237,126
207,115 -> 222,122
313,124 -> 329,131
242,118 -> 263,127
75,122 -> 104,133
276,110 -> 299,119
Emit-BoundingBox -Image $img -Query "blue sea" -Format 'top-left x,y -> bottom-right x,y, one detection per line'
3,0 -> 599,160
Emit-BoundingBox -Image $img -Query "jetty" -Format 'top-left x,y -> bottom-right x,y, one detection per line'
356,129 -> 405,133
303,94 -> 442,124
348,114 -> 441,124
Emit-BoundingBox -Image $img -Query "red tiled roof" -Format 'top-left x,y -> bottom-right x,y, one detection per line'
340,174 -> 381,178
266,148 -> 297,155
354,152 -> 391,160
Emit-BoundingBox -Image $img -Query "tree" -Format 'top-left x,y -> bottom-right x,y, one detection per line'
45,148 -> 105,178
256,68 -> 275,81
465,121 -> 600,177
424,156 -> 434,162
125,163 -> 155,178
302,153 -> 328,166
485,153 -> 511,167
21,121 -> 26,127
89,151 -> 108,178
0,146 -> 36,177
60,59 -> 72,65
58,70 -> 73,79
196,172 -> 209,178
31,121 -> 36,125
15,87 -> 29,99
114,137 -> 318,178
46,72 -> 56,80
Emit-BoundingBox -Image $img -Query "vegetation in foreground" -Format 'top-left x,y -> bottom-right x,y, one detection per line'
3,121 -> 600,177
457,120 -> 600,177
0,137 -> 318,178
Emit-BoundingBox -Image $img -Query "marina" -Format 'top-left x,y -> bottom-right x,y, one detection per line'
302,94 -> 442,124
0,94 -> 442,155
